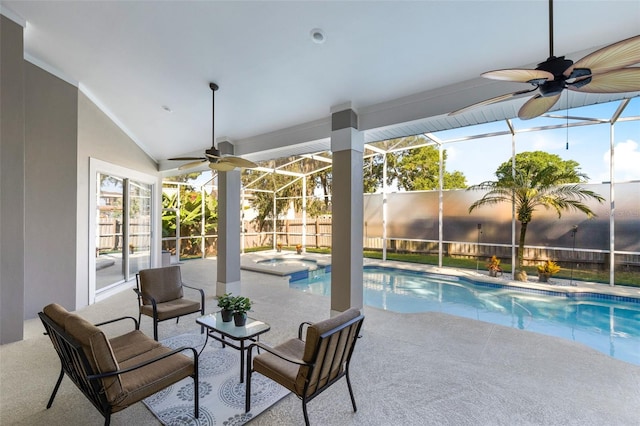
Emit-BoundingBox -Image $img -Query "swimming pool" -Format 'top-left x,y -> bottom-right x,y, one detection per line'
290,266 -> 640,365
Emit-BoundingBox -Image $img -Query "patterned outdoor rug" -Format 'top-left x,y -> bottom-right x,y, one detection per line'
143,333 -> 290,425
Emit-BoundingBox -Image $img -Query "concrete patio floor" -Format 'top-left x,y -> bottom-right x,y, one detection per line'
2,256 -> 639,425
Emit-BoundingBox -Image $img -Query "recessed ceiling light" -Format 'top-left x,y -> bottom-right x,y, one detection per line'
310,28 -> 326,44
162,105 -> 172,113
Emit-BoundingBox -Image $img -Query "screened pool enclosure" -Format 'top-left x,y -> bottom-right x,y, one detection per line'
162,98 -> 640,287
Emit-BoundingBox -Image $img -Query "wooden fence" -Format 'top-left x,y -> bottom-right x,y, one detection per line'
97,220 -> 150,252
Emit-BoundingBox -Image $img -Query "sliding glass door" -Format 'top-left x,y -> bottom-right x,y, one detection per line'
129,180 -> 152,276
95,173 -> 152,291
96,174 -> 125,289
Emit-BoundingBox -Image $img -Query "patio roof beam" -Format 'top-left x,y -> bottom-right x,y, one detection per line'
307,163 -> 333,175
366,144 -> 387,155
244,175 -> 270,189
384,140 -> 437,154
611,98 -> 630,124
299,153 -> 333,164
275,176 -> 303,193
544,114 -> 608,123
251,166 -> 304,178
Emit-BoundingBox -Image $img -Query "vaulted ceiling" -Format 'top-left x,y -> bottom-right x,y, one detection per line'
2,1 -> 639,171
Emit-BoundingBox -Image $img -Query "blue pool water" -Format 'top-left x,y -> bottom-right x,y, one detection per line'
258,258 -> 320,269
290,266 -> 640,365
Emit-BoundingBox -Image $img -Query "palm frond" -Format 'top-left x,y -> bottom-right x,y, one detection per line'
466,181 -> 499,191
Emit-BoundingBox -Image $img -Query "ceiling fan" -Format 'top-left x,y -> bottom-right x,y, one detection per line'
450,0 -> 640,120
168,82 -> 258,171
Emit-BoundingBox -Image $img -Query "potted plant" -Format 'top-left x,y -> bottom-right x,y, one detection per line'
537,260 -> 560,283
217,293 -> 235,322
231,296 -> 252,326
296,244 -> 302,254
486,255 -> 502,277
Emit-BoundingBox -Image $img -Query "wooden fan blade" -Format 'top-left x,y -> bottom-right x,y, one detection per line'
566,35 -> 640,77
209,161 -> 237,172
223,156 -> 259,169
568,68 -> 640,93
518,93 -> 561,120
448,89 -> 537,116
168,156 -> 207,161
178,159 -> 207,170
482,69 -> 554,83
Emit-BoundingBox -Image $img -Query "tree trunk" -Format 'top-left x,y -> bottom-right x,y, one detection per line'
515,221 -> 529,281
518,221 -> 528,268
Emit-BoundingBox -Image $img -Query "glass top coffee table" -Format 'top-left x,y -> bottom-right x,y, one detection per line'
196,312 -> 270,383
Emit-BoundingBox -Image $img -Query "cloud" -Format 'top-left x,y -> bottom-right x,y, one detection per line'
600,139 -> 640,182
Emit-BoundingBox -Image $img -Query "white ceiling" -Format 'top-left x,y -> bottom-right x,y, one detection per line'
2,1 -> 639,170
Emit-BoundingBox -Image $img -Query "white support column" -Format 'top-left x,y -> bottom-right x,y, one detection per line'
216,140 -> 241,296
382,153 -> 388,261
241,189 -> 245,254
438,141 -> 443,268
272,190 -> 277,249
609,123 -> 615,286
201,185 -> 206,259
330,103 -> 364,313
512,134 -> 517,277
302,174 -> 307,252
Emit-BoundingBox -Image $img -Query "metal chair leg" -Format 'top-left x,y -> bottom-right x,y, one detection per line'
346,369 -> 357,412
193,365 -> 199,418
153,320 -> 158,341
302,398 -> 310,426
46,367 -> 65,408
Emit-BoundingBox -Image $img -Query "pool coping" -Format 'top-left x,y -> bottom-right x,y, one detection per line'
240,251 -> 640,302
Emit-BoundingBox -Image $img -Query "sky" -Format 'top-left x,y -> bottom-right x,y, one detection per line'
440,97 -> 640,186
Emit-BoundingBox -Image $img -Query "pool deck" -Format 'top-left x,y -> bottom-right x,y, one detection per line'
241,250 -> 640,301
5,256 -> 639,425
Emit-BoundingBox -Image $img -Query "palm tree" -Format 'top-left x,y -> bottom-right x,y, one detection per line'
468,152 -> 605,281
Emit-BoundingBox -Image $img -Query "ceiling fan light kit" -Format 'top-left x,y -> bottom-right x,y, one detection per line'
450,0 -> 640,120
168,82 -> 258,171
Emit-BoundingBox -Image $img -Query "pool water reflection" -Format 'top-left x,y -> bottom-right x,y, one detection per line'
290,266 -> 640,365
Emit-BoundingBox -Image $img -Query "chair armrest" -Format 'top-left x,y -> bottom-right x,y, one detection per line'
94,316 -> 139,330
297,322 -> 312,340
182,284 -> 205,308
132,287 -> 158,314
248,341 -> 308,367
182,283 -> 203,292
87,346 -> 198,380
